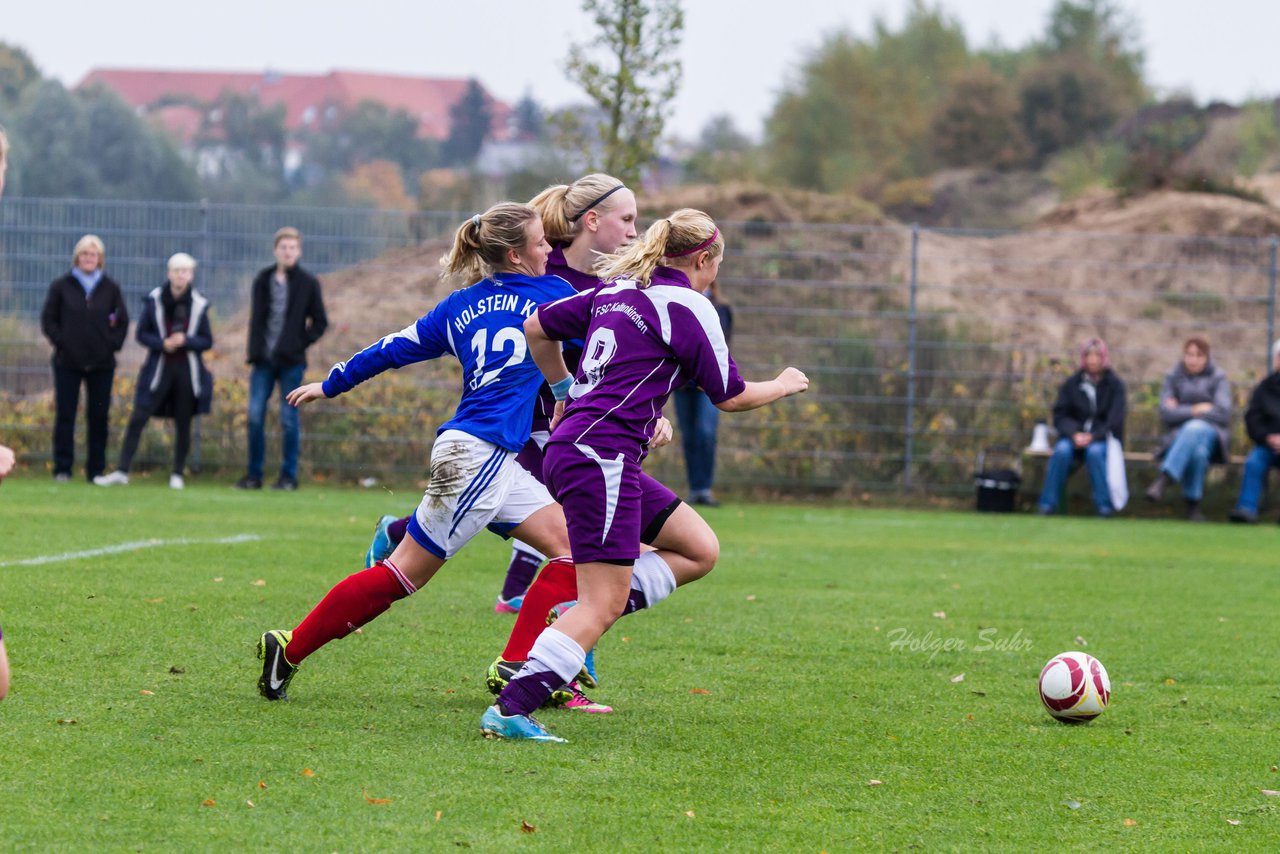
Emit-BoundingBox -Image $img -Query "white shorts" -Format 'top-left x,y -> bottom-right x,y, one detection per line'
407,430 -> 554,560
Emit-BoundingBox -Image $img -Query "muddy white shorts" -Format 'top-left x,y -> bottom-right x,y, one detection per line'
406,430 -> 554,560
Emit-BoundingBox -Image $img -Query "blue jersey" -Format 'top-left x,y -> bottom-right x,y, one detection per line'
322,273 -> 576,451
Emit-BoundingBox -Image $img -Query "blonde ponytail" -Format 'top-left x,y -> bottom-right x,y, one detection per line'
439,202 -> 538,285
594,208 -> 721,286
529,173 -> 628,244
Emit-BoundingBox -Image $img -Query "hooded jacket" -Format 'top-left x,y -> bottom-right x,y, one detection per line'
132,283 -> 214,416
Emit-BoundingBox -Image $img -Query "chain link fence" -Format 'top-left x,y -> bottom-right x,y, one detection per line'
2,197 -> 1277,498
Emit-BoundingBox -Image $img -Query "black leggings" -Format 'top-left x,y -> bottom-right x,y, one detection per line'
118,364 -> 196,475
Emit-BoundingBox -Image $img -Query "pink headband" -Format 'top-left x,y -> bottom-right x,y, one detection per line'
668,228 -> 719,258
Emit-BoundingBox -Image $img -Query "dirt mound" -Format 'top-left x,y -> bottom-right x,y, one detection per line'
1035,188 -> 1280,238
640,182 -> 883,225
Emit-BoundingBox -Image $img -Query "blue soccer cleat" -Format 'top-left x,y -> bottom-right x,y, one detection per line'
365,514 -> 398,568
480,705 -> 567,743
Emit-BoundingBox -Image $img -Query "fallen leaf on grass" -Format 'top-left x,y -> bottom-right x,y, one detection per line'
251,579 -> 266,587
867,780 -> 882,787
140,690 -> 155,696
146,598 -> 164,604
746,595 -> 756,601
1075,635 -> 1088,646
684,810 -> 696,817
201,799 -> 216,808
258,781 -> 267,789
56,718 -> 77,725
970,690 -> 987,697
301,768 -> 315,778
245,800 -> 255,808
621,636 -> 631,642
1227,819 -> 1241,826
1062,799 -> 1081,810
965,714 -> 975,721
362,788 -> 393,805
1164,678 -> 1177,686
932,611 -> 946,619
435,810 -> 442,821
950,673 -> 965,683
169,666 -> 187,674
1260,789 -> 1280,797
212,577 -> 223,583
689,688 -> 711,695
1123,818 -> 1138,826
521,820 -> 536,833
354,627 -> 363,634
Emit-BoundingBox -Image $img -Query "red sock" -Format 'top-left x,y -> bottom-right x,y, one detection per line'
501,558 -> 578,661
288,561 -> 415,665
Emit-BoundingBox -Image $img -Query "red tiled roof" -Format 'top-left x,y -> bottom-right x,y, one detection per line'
79,68 -> 511,142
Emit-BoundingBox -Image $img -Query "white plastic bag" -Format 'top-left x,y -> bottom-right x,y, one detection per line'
1106,433 -> 1128,511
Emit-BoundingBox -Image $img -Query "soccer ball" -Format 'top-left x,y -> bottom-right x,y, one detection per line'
1038,651 -> 1111,723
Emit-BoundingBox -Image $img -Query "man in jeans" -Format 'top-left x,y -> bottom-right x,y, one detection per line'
236,227 -> 327,491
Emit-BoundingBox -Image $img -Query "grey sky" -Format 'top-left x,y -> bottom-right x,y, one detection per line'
5,1 -> 1277,140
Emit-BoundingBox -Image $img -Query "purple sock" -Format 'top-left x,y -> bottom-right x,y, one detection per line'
388,516 -> 411,545
497,628 -> 584,716
500,549 -> 543,601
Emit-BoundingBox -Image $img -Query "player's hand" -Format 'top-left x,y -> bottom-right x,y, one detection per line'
651,416 -> 673,448
0,444 -> 15,480
549,399 -> 566,432
286,382 -> 327,407
776,367 -> 809,397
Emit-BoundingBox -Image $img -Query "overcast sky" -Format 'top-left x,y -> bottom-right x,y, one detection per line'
5,0 -> 1277,140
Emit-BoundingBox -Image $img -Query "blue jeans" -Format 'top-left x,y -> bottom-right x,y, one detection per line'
247,362 -> 305,480
1235,445 -> 1280,514
673,387 -> 720,495
1159,419 -> 1219,501
1038,437 -> 1113,516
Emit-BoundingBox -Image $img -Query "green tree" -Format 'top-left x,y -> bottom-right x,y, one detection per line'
0,42 -> 40,109
764,1 -> 970,193
512,92 -> 545,140
442,79 -> 492,167
564,0 -> 683,185
195,91 -> 289,201
930,66 -> 1030,169
306,99 -> 438,180
683,114 -> 758,183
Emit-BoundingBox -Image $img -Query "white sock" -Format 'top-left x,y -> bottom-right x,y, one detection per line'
511,540 -> 546,562
630,551 -> 677,609
525,627 -> 587,685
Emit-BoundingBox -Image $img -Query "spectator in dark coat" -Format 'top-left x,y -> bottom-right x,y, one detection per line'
94,253 -> 213,490
1037,338 -> 1127,517
40,234 -> 129,481
1143,337 -> 1232,520
1229,340 -> 1280,524
235,227 -> 327,491
673,278 -> 733,506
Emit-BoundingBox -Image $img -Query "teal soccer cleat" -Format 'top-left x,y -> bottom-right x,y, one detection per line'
480,705 -> 567,743
365,514 -> 398,568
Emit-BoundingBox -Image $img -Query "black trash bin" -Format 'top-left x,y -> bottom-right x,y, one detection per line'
973,447 -> 1021,513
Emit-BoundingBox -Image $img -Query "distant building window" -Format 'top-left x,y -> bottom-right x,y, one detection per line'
303,106 -> 317,125
209,108 -> 223,123
324,105 -> 338,121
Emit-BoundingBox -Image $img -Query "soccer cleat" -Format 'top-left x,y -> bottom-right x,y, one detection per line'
365,514 -> 398,568
562,681 -> 612,713
494,594 -> 523,614
485,657 -> 575,706
93,471 -> 129,486
257,630 -> 298,701
480,705 -> 566,743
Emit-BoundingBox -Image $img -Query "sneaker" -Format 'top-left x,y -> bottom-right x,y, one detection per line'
480,705 -> 566,743
494,594 -> 523,614
257,630 -> 297,701
365,514 -> 398,568
562,681 -> 612,713
235,475 -> 262,490
1229,508 -> 1258,524
690,492 -> 721,507
272,476 -> 298,491
93,471 -> 129,486
485,657 -> 575,705
169,473 -> 185,490
54,472 -> 71,483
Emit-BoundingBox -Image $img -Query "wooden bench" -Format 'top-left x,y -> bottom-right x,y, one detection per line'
1021,448 -> 1246,466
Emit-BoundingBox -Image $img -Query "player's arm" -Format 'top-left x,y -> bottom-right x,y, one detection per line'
524,310 -> 571,389
717,369 -> 809,412
290,312 -> 447,407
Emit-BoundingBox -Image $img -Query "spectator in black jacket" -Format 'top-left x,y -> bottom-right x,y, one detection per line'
1229,340 -> 1280,523
235,227 -> 327,491
94,253 -> 214,490
1037,338 -> 1127,516
40,234 -> 130,482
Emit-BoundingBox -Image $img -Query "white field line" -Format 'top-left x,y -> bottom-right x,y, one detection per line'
0,534 -> 262,567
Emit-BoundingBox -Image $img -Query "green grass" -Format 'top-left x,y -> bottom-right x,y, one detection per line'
2,478 -> 1280,851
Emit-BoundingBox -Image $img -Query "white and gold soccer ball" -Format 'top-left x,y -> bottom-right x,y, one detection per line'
1038,651 -> 1111,723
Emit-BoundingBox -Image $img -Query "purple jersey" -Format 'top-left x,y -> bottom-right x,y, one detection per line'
530,244 -> 595,433
537,265 -> 746,460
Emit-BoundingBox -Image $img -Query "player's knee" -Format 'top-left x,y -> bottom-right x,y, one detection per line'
683,526 -> 720,581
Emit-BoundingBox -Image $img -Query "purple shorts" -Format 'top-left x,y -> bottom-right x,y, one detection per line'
543,440 -> 679,564
515,430 -> 551,484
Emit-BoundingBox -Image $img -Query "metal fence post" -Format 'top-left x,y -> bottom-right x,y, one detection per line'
192,199 -> 211,474
904,223 -> 919,492
1269,237 -> 1278,373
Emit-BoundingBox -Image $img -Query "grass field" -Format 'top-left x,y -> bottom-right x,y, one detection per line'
2,476 -> 1280,851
